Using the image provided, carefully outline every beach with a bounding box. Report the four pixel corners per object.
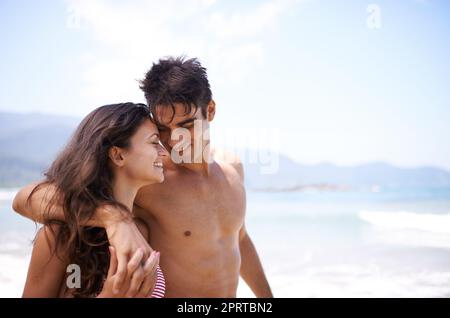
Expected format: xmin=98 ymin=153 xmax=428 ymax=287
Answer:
xmin=2 ymin=187 xmax=450 ymax=297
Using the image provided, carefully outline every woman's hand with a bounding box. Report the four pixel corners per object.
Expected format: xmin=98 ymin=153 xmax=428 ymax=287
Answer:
xmin=99 ymin=205 xmax=155 ymax=294
xmin=97 ymin=246 xmax=160 ymax=298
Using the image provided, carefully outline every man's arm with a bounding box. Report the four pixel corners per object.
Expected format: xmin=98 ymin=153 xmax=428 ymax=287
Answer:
xmin=12 ymin=181 xmax=155 ymax=294
xmin=12 ymin=181 xmax=127 ymax=227
xmin=13 ymin=181 xmax=57 ymax=224
xmin=227 ymin=154 xmax=273 ymax=297
xmin=239 ymin=224 xmax=273 ymax=298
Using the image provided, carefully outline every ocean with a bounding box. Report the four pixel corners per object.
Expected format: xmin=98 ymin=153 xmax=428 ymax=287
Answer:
xmin=1 ymin=187 xmax=450 ymax=297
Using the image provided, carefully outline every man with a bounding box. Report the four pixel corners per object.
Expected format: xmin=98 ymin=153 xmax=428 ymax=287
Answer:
xmin=13 ymin=56 xmax=272 ymax=297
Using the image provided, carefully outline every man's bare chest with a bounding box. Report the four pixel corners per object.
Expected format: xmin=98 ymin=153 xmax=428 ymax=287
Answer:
xmin=145 ymin=177 xmax=246 ymax=237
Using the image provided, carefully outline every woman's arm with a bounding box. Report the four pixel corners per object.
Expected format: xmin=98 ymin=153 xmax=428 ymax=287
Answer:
xmin=13 ymin=181 xmax=155 ymax=293
xmin=96 ymin=218 xmax=160 ymax=298
xmin=23 ymin=221 xmax=159 ymax=298
xmin=22 ymin=225 xmax=68 ymax=297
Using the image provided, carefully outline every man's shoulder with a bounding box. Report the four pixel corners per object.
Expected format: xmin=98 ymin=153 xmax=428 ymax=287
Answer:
xmin=212 ymin=148 xmax=244 ymax=181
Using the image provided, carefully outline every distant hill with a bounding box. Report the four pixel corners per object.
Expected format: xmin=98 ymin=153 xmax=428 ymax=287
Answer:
xmin=0 ymin=112 xmax=79 ymax=186
xmin=244 ymin=156 xmax=450 ymax=191
xmin=1 ymin=111 xmax=450 ymax=190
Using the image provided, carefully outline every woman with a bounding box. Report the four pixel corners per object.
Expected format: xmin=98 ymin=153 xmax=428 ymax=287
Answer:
xmin=22 ymin=102 xmax=166 ymax=297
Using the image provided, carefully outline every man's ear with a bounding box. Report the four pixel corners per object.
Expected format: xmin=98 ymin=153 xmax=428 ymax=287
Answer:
xmin=108 ymin=146 xmax=125 ymax=167
xmin=206 ymin=100 xmax=216 ymax=122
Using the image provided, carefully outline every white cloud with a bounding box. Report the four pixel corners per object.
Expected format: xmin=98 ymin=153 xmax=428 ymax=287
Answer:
xmin=64 ymin=0 xmax=300 ymax=109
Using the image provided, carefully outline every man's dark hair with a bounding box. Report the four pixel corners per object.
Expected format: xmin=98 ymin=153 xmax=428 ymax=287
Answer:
xmin=140 ymin=56 xmax=212 ymax=122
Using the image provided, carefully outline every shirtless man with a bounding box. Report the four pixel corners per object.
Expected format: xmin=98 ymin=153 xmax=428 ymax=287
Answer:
xmin=13 ymin=56 xmax=272 ymax=298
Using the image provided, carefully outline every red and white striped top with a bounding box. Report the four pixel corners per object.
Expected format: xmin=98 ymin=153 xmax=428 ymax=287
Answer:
xmin=150 ymin=265 xmax=165 ymax=298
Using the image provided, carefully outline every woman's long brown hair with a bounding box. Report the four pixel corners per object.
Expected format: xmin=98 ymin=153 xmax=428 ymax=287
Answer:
xmin=28 ymin=102 xmax=152 ymax=297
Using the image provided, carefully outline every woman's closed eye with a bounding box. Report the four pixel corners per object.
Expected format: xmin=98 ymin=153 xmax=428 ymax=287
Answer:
xmin=146 ymin=135 xmax=161 ymax=145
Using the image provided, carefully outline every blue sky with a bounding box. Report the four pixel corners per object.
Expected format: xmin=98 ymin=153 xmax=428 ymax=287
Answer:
xmin=1 ymin=0 xmax=449 ymax=169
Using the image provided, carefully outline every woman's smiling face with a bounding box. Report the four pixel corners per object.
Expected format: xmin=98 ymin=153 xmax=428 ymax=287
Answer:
xmin=122 ymin=118 xmax=165 ymax=185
